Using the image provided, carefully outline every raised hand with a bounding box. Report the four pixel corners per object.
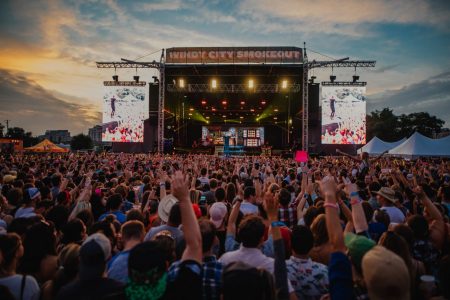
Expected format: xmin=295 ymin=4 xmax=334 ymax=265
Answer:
xmin=171 ymin=171 xmax=190 ymax=202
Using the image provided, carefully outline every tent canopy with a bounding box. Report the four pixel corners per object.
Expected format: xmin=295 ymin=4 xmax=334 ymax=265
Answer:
xmin=388 ymin=132 xmax=450 ymax=158
xmin=25 ymin=139 xmax=69 ymax=153
xmin=358 ymin=136 xmax=406 ymax=155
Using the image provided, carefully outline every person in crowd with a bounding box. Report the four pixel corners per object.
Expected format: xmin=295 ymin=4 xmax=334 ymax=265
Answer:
xmin=99 ymin=193 xmax=127 ymax=224
xmin=239 ymin=186 xmax=258 ymax=215
xmin=41 ymin=243 xmax=80 ymax=300
xmin=0 ymin=233 xmax=40 ymax=300
xmin=376 ymin=186 xmax=406 ymax=224
xmin=56 ymin=233 xmax=124 ymax=300
xmin=107 ymin=220 xmax=145 ymax=283
xmin=286 ymin=225 xmax=329 ymax=300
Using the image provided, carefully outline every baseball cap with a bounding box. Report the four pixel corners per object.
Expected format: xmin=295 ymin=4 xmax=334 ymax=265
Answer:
xmin=27 ymin=188 xmax=41 ymax=200
xmin=344 ymin=233 xmax=375 ymax=270
xmin=362 ymin=246 xmax=410 ymax=300
xmin=209 ymin=202 xmax=228 ymax=228
xmin=158 ymin=194 xmax=179 ymax=223
xmin=79 ymin=233 xmax=111 ymax=279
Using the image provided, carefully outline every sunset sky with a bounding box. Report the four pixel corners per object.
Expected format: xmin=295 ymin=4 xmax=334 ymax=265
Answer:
xmin=1 ymin=0 xmax=449 ymax=135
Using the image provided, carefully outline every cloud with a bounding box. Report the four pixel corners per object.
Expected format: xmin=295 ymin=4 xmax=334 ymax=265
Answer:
xmin=239 ymin=0 xmax=450 ymax=31
xmin=368 ymin=71 xmax=450 ymax=125
xmin=138 ymin=0 xmax=183 ymax=11
xmin=0 ymin=69 xmax=101 ymax=135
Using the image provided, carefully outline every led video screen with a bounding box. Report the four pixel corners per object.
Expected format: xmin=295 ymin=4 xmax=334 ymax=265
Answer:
xmin=321 ymin=86 xmax=366 ymax=144
xmin=102 ymin=86 xmax=148 ymax=142
xmin=201 ymin=126 xmax=264 ymax=147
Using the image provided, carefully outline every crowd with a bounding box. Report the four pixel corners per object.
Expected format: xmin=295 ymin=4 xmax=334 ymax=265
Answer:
xmin=0 ymin=151 xmax=449 ymax=300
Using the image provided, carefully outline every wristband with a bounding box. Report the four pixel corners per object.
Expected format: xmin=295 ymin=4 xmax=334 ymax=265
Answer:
xmin=350 ymin=198 xmax=361 ymax=205
xmin=271 ymin=221 xmax=286 ymax=228
xmin=350 ymin=191 xmax=359 ymax=197
xmin=159 ymin=182 xmax=166 ymax=187
xmin=324 ymin=202 xmax=339 ymax=209
xmin=303 ymin=193 xmax=309 ymax=198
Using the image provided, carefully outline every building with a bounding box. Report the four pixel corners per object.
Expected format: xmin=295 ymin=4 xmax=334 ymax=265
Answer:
xmin=88 ymin=125 xmax=102 ymax=143
xmin=44 ymin=130 xmax=71 ymax=144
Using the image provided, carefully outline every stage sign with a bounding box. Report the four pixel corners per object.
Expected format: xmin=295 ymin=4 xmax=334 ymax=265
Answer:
xmin=102 ymin=86 xmax=149 ymax=143
xmin=321 ymin=86 xmax=366 ymax=144
xmin=166 ymin=47 xmax=303 ymax=64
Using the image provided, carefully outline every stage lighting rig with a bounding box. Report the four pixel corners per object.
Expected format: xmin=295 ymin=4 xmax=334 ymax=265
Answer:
xmin=133 ymin=76 xmax=140 ymax=83
xmin=330 ymin=75 xmax=336 ymax=82
xmin=179 ymin=79 xmax=185 ymax=88
xmin=352 ymin=75 xmax=360 ymax=82
xmin=112 ymin=75 xmax=119 ymax=82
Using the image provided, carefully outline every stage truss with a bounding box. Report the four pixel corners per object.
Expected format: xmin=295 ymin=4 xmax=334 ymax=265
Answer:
xmin=97 ymin=46 xmax=376 ymax=153
xmin=167 ymin=83 xmax=301 ymax=93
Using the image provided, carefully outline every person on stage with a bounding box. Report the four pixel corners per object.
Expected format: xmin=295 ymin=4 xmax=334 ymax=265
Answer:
xmin=110 ymin=95 xmax=116 ymax=118
xmin=330 ymin=96 xmax=336 ymax=119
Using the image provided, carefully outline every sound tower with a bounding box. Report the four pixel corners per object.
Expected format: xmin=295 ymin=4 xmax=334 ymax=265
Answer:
xmin=308 ymin=83 xmax=320 ymax=153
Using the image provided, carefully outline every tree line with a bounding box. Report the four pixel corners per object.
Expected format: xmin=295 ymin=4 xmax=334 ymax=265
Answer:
xmin=367 ymin=108 xmax=446 ymax=142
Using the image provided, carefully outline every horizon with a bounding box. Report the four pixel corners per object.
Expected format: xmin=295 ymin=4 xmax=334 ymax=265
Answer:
xmin=1 ymin=0 xmax=449 ymax=135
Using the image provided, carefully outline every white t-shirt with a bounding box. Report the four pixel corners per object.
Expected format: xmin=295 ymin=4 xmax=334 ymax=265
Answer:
xmin=381 ymin=206 xmax=406 ymax=224
xmin=240 ymin=201 xmax=259 ymax=215
xmin=0 ymin=274 xmax=40 ymax=300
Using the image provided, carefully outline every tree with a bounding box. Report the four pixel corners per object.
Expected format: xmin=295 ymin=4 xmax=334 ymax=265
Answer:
xmin=70 ymin=134 xmax=93 ymax=150
xmin=367 ymin=108 xmax=445 ymax=141
xmin=6 ymin=127 xmax=39 ymax=147
xmin=367 ymin=108 xmax=400 ymax=141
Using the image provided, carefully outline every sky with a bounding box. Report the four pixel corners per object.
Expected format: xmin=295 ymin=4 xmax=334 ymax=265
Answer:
xmin=0 ymin=0 xmax=449 ymax=135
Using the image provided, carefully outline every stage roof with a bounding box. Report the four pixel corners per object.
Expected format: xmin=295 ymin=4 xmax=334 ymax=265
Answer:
xmin=164 ymin=64 xmax=303 ymax=125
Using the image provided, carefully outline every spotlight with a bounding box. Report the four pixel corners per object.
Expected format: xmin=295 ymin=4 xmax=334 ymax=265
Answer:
xmin=222 ymin=100 xmax=227 ymax=105
xmin=211 ymin=79 xmax=217 ymax=89
xmin=274 ymin=108 xmax=279 ymax=112
xmin=352 ymin=75 xmax=360 ymax=82
xmin=248 ymin=79 xmax=254 ymax=89
xmin=240 ymin=101 xmax=245 ymax=105
xmin=189 ymin=108 xmax=194 ymax=111
xmin=250 ymin=108 xmax=255 ymax=112
xmin=206 ymin=116 xmax=210 ymax=119
xmin=112 ymin=75 xmax=119 ymax=81
xmin=274 ymin=117 xmax=278 ymax=120
xmin=179 ymin=79 xmax=185 ymax=88
xmin=261 ymin=101 xmax=266 ymax=105
xmin=188 ymin=113 xmax=192 ymax=116
xmin=133 ymin=76 xmax=139 ymax=83
xmin=201 ymin=100 xmax=207 ymax=105
xmin=330 ymin=75 xmax=336 ymax=82
xmin=281 ymin=80 xmax=288 ymax=89
xmin=222 ymin=115 xmax=226 ymax=118
xmin=212 ymin=108 xmax=216 ymax=111
xmin=240 ymin=116 xmax=244 ymax=119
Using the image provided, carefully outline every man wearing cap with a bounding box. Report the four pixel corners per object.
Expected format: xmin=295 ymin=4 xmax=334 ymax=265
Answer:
xmin=376 ymin=187 xmax=406 ymax=224
xmin=209 ymin=202 xmax=228 ymax=256
xmin=14 ymin=187 xmax=40 ymax=219
xmin=56 ymin=233 xmax=124 ymax=300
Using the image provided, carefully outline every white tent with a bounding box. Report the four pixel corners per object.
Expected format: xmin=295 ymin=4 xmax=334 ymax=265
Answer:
xmin=358 ymin=136 xmax=406 ymax=155
xmin=388 ymin=132 xmax=450 ymax=157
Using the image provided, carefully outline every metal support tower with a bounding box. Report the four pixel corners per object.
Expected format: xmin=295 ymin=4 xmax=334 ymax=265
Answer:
xmin=301 ymin=43 xmax=309 ymax=151
xmin=157 ymin=50 xmax=165 ymax=153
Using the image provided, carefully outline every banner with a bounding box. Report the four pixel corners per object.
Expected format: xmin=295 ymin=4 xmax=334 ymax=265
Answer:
xmin=321 ymin=86 xmax=366 ymax=144
xmin=166 ymin=47 xmax=303 ymax=64
xmin=102 ymin=86 xmax=149 ymax=143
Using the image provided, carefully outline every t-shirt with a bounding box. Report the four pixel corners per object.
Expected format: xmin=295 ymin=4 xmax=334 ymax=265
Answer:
xmin=381 ymin=206 xmax=405 ymax=224
xmin=99 ymin=211 xmax=127 ymax=224
xmin=328 ymin=252 xmax=354 ymax=300
xmin=0 ymin=274 xmax=40 ymax=300
xmin=107 ymin=250 xmax=131 ymax=283
xmin=56 ymin=277 xmax=124 ymax=300
xmin=14 ymin=207 xmax=36 ymax=219
xmin=239 ymin=201 xmax=259 ymax=215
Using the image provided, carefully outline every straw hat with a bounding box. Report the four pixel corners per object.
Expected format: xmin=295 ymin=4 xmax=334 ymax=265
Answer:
xmin=375 ymin=187 xmax=397 ymax=203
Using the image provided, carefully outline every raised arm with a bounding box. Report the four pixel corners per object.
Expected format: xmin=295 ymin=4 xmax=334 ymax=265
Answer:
xmin=226 ymin=199 xmax=242 ymax=237
xmin=172 ymin=171 xmax=202 ymax=263
xmin=321 ymin=179 xmax=346 ymax=253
